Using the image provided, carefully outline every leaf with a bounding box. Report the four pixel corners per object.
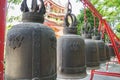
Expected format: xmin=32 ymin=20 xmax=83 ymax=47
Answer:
xmin=77 ymin=9 xmax=99 ymax=35
xmin=8 ymin=0 xmax=21 ymax=5
xmin=116 ymin=23 xmax=120 ymax=32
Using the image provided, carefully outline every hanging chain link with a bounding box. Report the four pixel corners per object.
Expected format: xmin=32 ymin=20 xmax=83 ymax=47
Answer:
xmin=64 ymin=0 xmax=77 ymax=28
xmin=67 ymin=0 xmax=72 ymax=14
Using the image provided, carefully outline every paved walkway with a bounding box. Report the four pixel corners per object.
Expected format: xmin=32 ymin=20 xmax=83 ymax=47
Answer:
xmin=57 ymin=62 xmax=120 ymax=80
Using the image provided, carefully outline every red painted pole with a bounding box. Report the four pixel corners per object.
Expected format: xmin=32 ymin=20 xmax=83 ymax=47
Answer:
xmin=0 ymin=0 xmax=6 ymax=80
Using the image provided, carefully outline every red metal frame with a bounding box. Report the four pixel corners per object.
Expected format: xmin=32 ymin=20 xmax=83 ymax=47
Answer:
xmin=0 ymin=0 xmax=6 ymax=80
xmin=90 ymin=70 xmax=120 ymax=80
xmin=80 ymin=0 xmax=120 ymax=80
xmin=80 ymin=0 xmax=120 ymax=63
xmin=81 ymin=0 xmax=120 ymax=63
xmin=0 ymin=0 xmax=120 ymax=80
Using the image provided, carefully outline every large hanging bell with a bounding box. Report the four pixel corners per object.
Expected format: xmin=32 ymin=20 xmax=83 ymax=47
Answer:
xmin=5 ymin=0 xmax=56 ymax=80
xmin=82 ymin=23 xmax=100 ymax=69
xmin=108 ymin=43 xmax=115 ymax=57
xmin=57 ymin=13 xmax=86 ymax=79
xmin=105 ymin=44 xmax=110 ymax=61
xmin=84 ymin=35 xmax=100 ymax=69
xmin=97 ymin=40 xmax=106 ymax=63
xmin=92 ymin=27 xmax=107 ymax=63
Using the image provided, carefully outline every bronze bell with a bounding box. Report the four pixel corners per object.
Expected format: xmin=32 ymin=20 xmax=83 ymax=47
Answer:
xmin=57 ymin=12 xmax=86 ymax=79
xmin=92 ymin=36 xmax=107 ymax=63
xmin=109 ymin=46 xmax=116 ymax=57
xmin=84 ymin=36 xmax=100 ymax=69
xmin=92 ymin=28 xmax=107 ymax=63
xmin=81 ymin=23 xmax=100 ymax=69
xmin=108 ymin=43 xmax=115 ymax=57
xmin=105 ymin=44 xmax=110 ymax=61
xmin=5 ymin=0 xmax=56 ymax=80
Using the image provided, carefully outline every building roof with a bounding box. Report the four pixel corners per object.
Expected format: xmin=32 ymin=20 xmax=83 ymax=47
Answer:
xmin=44 ymin=0 xmax=65 ymax=10
xmin=44 ymin=20 xmax=63 ymax=38
xmin=47 ymin=12 xmax=65 ymax=16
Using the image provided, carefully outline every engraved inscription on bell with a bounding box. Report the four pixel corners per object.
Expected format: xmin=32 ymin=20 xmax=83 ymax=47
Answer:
xmin=70 ymin=41 xmax=82 ymax=51
xmin=8 ymin=33 xmax=24 ymax=49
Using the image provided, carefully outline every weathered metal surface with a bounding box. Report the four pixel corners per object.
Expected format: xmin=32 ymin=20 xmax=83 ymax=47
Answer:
xmin=105 ymin=44 xmax=110 ymax=61
xmin=85 ymin=39 xmax=100 ymax=69
xmin=109 ymin=46 xmax=115 ymax=57
xmin=57 ymin=34 xmax=86 ymax=79
xmin=92 ymin=36 xmax=107 ymax=63
xmin=5 ymin=23 xmax=56 ymax=80
xmin=96 ymin=40 xmax=107 ymax=63
xmin=57 ymin=2 xmax=86 ymax=78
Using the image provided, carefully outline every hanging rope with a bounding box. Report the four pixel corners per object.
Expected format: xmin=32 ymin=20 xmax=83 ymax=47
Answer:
xmin=84 ymin=5 xmax=87 ymax=23
xmin=81 ymin=6 xmax=92 ymax=35
xmin=93 ymin=16 xmax=97 ymax=35
xmin=92 ymin=15 xmax=101 ymax=39
xmin=94 ymin=16 xmax=96 ymax=28
xmin=67 ymin=0 xmax=72 ymax=14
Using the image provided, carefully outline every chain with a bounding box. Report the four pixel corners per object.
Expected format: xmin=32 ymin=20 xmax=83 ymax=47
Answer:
xmin=67 ymin=0 xmax=72 ymax=14
xmin=64 ymin=0 xmax=77 ymax=28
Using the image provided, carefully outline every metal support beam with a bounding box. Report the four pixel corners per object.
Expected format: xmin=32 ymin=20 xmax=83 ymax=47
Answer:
xmin=80 ymin=0 xmax=120 ymax=63
xmin=90 ymin=70 xmax=120 ymax=80
xmin=0 ymin=0 xmax=6 ymax=80
xmin=80 ymin=0 xmax=120 ymax=80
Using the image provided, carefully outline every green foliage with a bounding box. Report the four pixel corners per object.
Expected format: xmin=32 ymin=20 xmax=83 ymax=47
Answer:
xmin=116 ymin=33 xmax=120 ymax=38
xmin=7 ymin=15 xmax=21 ymax=22
xmin=7 ymin=0 xmax=22 ymax=30
xmin=76 ymin=10 xmax=84 ymax=35
xmin=8 ymin=0 xmax=21 ymax=5
xmin=116 ymin=23 xmax=120 ymax=32
xmin=91 ymin=0 xmax=120 ymax=38
xmin=7 ymin=24 xmax=13 ymax=30
xmin=91 ymin=0 xmax=120 ymax=21
xmin=77 ymin=9 xmax=99 ymax=35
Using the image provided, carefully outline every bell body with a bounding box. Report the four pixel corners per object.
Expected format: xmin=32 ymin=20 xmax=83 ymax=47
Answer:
xmin=109 ymin=45 xmax=115 ymax=57
xmin=5 ymin=23 xmax=56 ymax=80
xmin=105 ymin=44 xmax=110 ymax=61
xmin=81 ymin=33 xmax=91 ymax=39
xmin=85 ymin=39 xmax=100 ymax=69
xmin=96 ymin=40 xmax=107 ymax=63
xmin=57 ymin=34 xmax=86 ymax=79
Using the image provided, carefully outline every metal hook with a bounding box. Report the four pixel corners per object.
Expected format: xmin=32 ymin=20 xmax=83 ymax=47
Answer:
xmin=67 ymin=0 xmax=72 ymax=14
xmin=64 ymin=0 xmax=77 ymax=28
xmin=64 ymin=13 xmax=77 ymax=28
